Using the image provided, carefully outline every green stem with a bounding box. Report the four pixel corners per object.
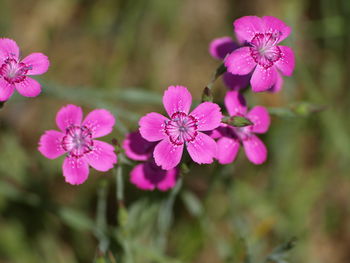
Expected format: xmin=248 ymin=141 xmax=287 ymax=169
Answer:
xmin=116 ymin=164 xmax=124 ymax=208
xmin=202 ymin=63 xmax=226 ymax=102
xmin=95 ymin=179 xmax=109 ymax=255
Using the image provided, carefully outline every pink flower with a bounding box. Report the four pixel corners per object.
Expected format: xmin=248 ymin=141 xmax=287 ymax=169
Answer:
xmin=0 ymin=38 xmax=50 ymax=101
xmin=224 ymin=16 xmax=295 ymax=92
xmin=209 ymin=36 xmax=250 ymax=90
xmin=213 ymin=91 xmax=270 ymax=164
xmin=123 ymin=131 xmax=178 ymax=191
xmin=139 ymin=85 xmax=222 ymax=170
xmin=38 ymin=104 xmax=117 ymax=185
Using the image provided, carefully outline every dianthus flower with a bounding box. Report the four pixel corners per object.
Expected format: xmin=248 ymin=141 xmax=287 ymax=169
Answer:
xmin=0 ymin=38 xmax=49 ymax=101
xmin=38 ymin=105 xmax=117 ymax=185
xmin=212 ymin=91 xmax=270 ymax=164
xmin=224 ymin=16 xmax=295 ymax=92
xmin=123 ymin=131 xmax=178 ymax=191
xmin=139 ymin=85 xmax=222 ymax=170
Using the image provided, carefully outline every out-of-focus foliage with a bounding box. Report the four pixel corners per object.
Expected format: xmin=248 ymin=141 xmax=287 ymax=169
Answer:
xmin=0 ymin=0 xmax=350 ymax=262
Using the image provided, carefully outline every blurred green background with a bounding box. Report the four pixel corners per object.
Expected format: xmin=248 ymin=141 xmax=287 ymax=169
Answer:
xmin=0 ymin=0 xmax=350 ymax=262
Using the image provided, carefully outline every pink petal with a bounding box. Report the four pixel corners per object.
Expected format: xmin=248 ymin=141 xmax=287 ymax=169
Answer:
xmin=154 ymin=138 xmax=184 ymax=170
xmin=122 ymin=131 xmax=155 ymax=161
xmin=130 ymin=161 xmax=178 ymax=191
xmin=82 ymin=109 xmax=115 ymax=138
xmin=38 ymin=130 xmax=65 ymax=159
xmin=250 ymin=65 xmax=278 ymax=92
xmin=207 ymin=128 xmax=222 ymax=140
xmin=139 ymin=112 xmax=168 ymax=142
xmin=233 ymin=16 xmax=264 ymax=43
xmin=85 ymin=140 xmax=117 ymax=172
xmin=187 ymin=132 xmax=217 ymax=164
xmin=0 ymin=78 xmax=15 ymax=101
xmin=190 ymin=102 xmax=222 ymax=131
xmin=222 ymin=72 xmax=250 ymax=90
xmin=163 ymin=85 xmax=192 ymax=116
xmin=56 ymin=104 xmax=83 ymax=132
xmin=224 ymin=47 xmax=256 ymax=75
xmin=262 ymin=16 xmax=291 ymax=43
xmin=130 ymin=163 xmax=156 ymax=191
xmin=216 ymin=137 xmax=240 ymax=164
xmin=208 ymin=124 xmax=235 ymax=140
xmin=209 ymin=37 xmax=239 ymax=60
xmin=224 ymin=90 xmax=247 ymax=116
xmin=247 ymin=106 xmax=270 ymax=134
xmin=62 ymin=157 xmax=89 ymax=185
xmin=157 ymin=167 xmax=178 ymax=191
xmin=21 ymin=53 xmax=50 ymax=75
xmin=274 ymin=46 xmax=295 ymax=76
xmin=242 ymin=135 xmax=267 ymax=165
xmin=0 ymin=38 xmax=19 ymax=62
xmin=267 ymin=72 xmax=283 ymax=93
xmin=14 ymin=77 xmax=41 ymax=97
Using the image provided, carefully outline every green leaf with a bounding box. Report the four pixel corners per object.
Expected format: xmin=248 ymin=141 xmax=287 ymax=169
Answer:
xmin=291 ymin=102 xmax=327 ymax=116
xmin=59 ymin=207 xmax=95 ymax=231
xmin=181 ymin=191 xmax=203 ymax=217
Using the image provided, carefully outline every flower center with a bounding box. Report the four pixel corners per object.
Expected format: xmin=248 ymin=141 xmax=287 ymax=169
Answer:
xmin=0 ymin=58 xmax=31 ymax=84
xmin=62 ymin=125 xmax=94 ymax=158
xmin=165 ymin=112 xmax=198 ymax=145
xmin=233 ymin=126 xmax=253 ymax=141
xmin=249 ymin=32 xmax=282 ymax=69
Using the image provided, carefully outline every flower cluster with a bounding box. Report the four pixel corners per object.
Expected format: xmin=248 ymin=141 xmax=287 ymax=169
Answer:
xmin=0 ymin=16 xmax=294 ymax=188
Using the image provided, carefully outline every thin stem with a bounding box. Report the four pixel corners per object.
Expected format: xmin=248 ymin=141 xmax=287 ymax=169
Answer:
xmin=202 ymin=63 xmax=226 ymax=102
xmin=115 ymin=164 xmax=124 ymax=208
xmin=95 ymin=179 xmax=109 ymax=255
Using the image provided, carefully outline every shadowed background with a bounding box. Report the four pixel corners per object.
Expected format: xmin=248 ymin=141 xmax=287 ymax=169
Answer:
xmin=0 ymin=0 xmax=349 ymax=262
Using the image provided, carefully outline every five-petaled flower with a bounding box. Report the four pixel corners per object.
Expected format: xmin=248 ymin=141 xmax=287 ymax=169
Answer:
xmin=211 ymin=90 xmax=270 ymax=165
xmin=224 ymin=16 xmax=295 ymax=92
xmin=123 ymin=131 xmax=178 ymax=191
xmin=139 ymin=85 xmax=222 ymax=170
xmin=0 ymin=38 xmax=49 ymax=101
xmin=38 ymin=104 xmax=117 ymax=185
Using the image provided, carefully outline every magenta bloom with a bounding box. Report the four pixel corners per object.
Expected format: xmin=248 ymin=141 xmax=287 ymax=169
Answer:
xmin=0 ymin=38 xmax=49 ymax=101
xmin=38 ymin=105 xmax=117 ymax=185
xmin=123 ymin=131 xmax=178 ymax=191
xmin=209 ymin=36 xmax=250 ymax=90
xmin=224 ymin=16 xmax=295 ymax=92
xmin=213 ymin=91 xmax=270 ymax=164
xmin=139 ymin=85 xmax=222 ymax=170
